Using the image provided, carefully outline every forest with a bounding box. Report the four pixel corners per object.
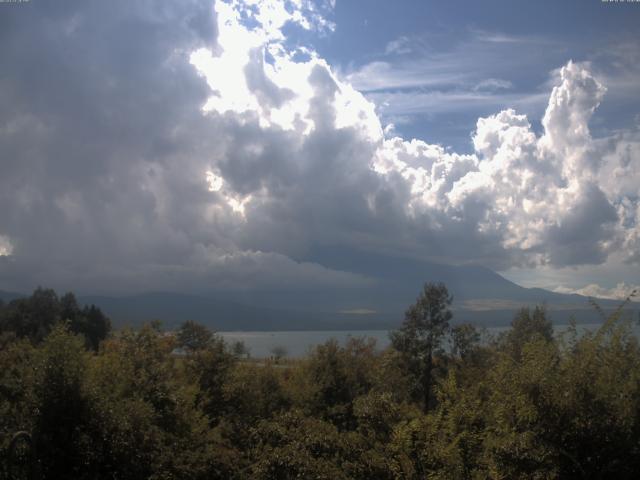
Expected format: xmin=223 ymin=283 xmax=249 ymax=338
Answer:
xmin=1 ymin=284 xmax=639 ymax=479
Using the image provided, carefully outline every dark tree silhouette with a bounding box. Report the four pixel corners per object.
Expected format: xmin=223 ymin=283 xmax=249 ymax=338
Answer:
xmin=451 ymin=323 xmax=481 ymax=360
xmin=391 ymin=282 xmax=452 ymax=412
xmin=501 ymin=305 xmax=553 ymax=359
xmin=0 ymin=288 xmax=110 ymax=349
xmin=176 ymin=320 xmax=214 ymax=351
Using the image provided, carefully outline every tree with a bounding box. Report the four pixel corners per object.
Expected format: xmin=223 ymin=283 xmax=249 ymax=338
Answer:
xmin=270 ymin=345 xmax=288 ymax=363
xmin=0 ymin=288 xmax=60 ymax=343
xmin=500 ymin=306 xmax=553 ymax=359
xmin=177 ymin=320 xmax=214 ymax=351
xmin=59 ymin=293 xmax=81 ymax=324
xmin=246 ymin=411 xmax=353 ymax=480
xmin=223 ymin=363 xmax=290 ymax=425
xmin=183 ymin=334 xmax=237 ymax=425
xmin=451 ymin=323 xmax=481 ymax=360
xmin=391 ymin=282 xmax=452 ymax=412
xmin=32 ymin=324 xmax=89 ymax=479
xmin=231 ymin=340 xmax=250 ymax=358
xmin=78 ymin=304 xmax=111 ymax=351
xmin=296 ymin=338 xmax=377 ymax=429
xmin=0 ymin=289 xmax=110 ymax=349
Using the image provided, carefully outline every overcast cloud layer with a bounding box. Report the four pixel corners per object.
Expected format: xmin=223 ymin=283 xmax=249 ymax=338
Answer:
xmin=0 ymin=0 xmax=639 ymax=296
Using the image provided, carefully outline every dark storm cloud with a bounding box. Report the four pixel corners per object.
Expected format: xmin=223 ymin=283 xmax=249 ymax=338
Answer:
xmin=0 ymin=0 xmax=213 ymax=285
xmin=0 ymin=0 xmax=368 ymax=293
xmin=0 ymin=0 xmax=638 ymax=297
xmin=546 ymin=183 xmax=618 ymax=266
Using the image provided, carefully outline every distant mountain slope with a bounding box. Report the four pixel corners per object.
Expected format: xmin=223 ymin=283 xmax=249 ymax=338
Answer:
xmin=76 ymin=289 xmax=632 ymax=331
xmin=301 ymin=247 xmax=597 ymax=305
xmin=3 ymin=257 xmax=636 ymax=331
xmin=221 ymin=250 xmax=631 ymax=323
xmin=0 ymin=290 xmax=24 ymax=303
xmin=78 ymin=292 xmax=394 ymax=331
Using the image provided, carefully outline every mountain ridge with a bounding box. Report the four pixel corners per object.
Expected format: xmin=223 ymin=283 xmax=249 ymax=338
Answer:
xmin=1 ymin=259 xmax=635 ymax=330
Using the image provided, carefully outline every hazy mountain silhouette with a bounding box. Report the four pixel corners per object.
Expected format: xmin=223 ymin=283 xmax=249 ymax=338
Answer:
xmin=0 ymin=290 xmax=23 ymax=303
xmin=2 ymin=258 xmax=634 ymax=330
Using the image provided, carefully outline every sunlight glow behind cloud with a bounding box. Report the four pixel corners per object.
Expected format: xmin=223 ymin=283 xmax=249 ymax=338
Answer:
xmin=0 ymin=0 xmax=638 ymax=295
xmin=0 ymin=236 xmax=12 ymax=257
xmin=191 ymin=1 xmax=640 ymax=273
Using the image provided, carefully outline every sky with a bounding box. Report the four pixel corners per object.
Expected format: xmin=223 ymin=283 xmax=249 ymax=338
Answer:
xmin=0 ymin=0 xmax=639 ymax=301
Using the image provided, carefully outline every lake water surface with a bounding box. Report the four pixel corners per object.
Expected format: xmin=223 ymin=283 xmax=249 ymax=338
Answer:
xmin=219 ymin=322 xmax=624 ymax=358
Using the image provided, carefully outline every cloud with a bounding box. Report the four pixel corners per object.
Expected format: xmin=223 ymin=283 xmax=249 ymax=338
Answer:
xmin=0 ymin=235 xmax=12 ymax=257
xmin=554 ymin=282 xmax=639 ymax=301
xmin=0 ymin=0 xmax=638 ymax=298
xmin=346 ymin=60 xmax=467 ymax=93
xmin=473 ymin=78 xmax=513 ymax=92
xmin=366 ymin=90 xmax=548 ymax=118
xmin=345 ymin=29 xmax=560 ymax=120
xmin=385 ymin=36 xmax=413 ymax=56
xmin=365 ymin=63 xmax=637 ymax=269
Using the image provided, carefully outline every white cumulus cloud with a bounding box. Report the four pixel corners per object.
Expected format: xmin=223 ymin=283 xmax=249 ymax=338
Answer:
xmin=554 ymin=282 xmax=639 ymax=301
xmin=0 ymin=0 xmax=638 ymax=296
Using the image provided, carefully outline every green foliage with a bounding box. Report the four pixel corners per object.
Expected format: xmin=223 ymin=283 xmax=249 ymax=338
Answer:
xmin=245 ymin=408 xmax=400 ymax=480
xmin=224 ymin=363 xmax=290 ymax=423
xmin=81 ymin=324 xmax=234 ymax=479
xmin=74 ymin=304 xmax=111 ymax=351
xmin=353 ymin=391 xmax=401 ymax=441
xmin=0 ymin=288 xmax=110 ymax=350
xmin=1 ymin=285 xmax=640 ymax=479
xmin=451 ymin=323 xmax=481 ymax=360
xmin=176 ymin=320 xmax=214 ymax=351
xmin=32 ymin=324 xmax=89 ymax=479
xmin=391 ymin=282 xmax=453 ymax=411
xmin=295 ymin=337 xmax=377 ymax=429
xmin=499 ymin=306 xmax=553 ymax=359
xmin=0 ymin=339 xmax=37 ymax=475
xmin=181 ymin=330 xmax=238 ymax=426
xmin=246 ymin=410 xmax=351 ymax=479
xmin=0 ymin=288 xmax=61 ymax=343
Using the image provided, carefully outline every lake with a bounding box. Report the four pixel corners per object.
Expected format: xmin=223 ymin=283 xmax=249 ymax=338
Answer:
xmin=219 ymin=322 xmax=621 ymax=358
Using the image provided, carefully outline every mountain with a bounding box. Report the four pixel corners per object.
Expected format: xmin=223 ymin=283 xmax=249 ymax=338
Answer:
xmin=2 ymin=258 xmax=636 ymax=331
xmin=0 ymin=290 xmax=24 ymax=303
xmin=210 ymin=251 xmax=633 ymax=329
xmin=75 ymin=289 xmax=631 ymax=332
xmin=84 ymin=291 xmax=395 ymax=331
xmin=78 ymin=256 xmax=635 ymax=330
xmin=77 ymin=292 xmax=394 ymax=331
